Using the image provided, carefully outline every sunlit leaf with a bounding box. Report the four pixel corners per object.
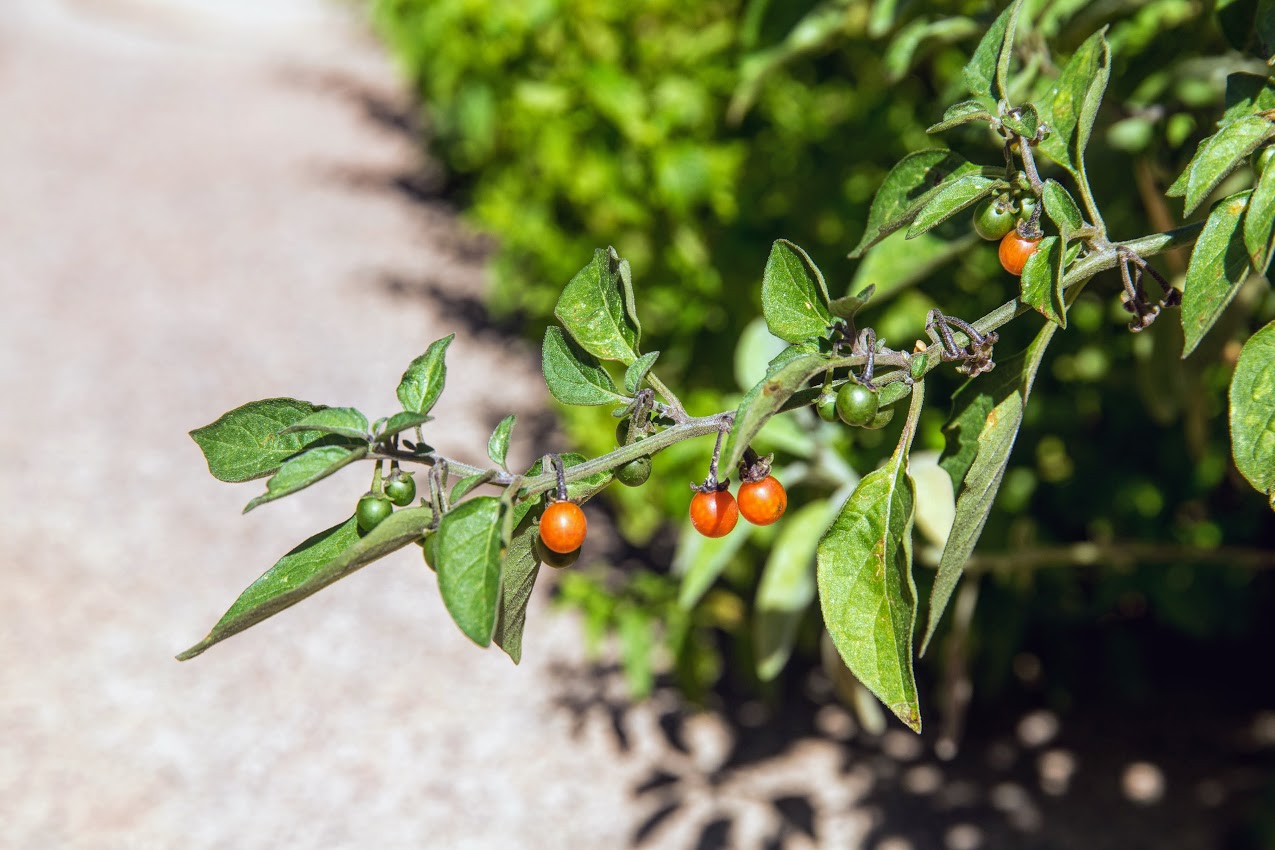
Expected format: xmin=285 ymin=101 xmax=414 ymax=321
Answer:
xmin=278 ymin=407 xmax=370 ymax=442
xmin=850 ymin=150 xmax=978 ymax=257
xmin=1019 ymin=236 xmax=1067 ymax=327
xmin=1229 ymin=321 xmax=1275 ymax=509
xmin=761 ymin=239 xmax=833 ymax=343
xmin=397 ymin=335 xmax=455 ymax=416
xmin=190 ymin=398 xmax=329 ymax=483
xmin=962 ymin=0 xmax=1021 ymax=104
xmin=624 ymin=351 xmax=660 ymax=395
xmin=554 ymin=247 xmax=640 ymax=364
xmin=818 ymin=384 xmax=925 ymax=732
xmin=1182 ymin=191 xmax=1253 ymax=357
xmin=243 ymin=444 xmax=368 ymax=513
xmin=1037 ymin=28 xmax=1110 ymax=174
xmin=907 ymin=174 xmax=998 ymax=238
xmin=722 ymin=352 xmax=829 ymax=474
xmin=1180 ymin=115 xmax=1274 ymax=217
xmin=924 ymin=322 xmax=1057 ymax=653
xmin=542 ymin=326 xmax=629 ymax=406
xmin=1245 ymin=160 xmax=1275 ymax=274
xmin=436 ymin=496 xmax=505 ymax=646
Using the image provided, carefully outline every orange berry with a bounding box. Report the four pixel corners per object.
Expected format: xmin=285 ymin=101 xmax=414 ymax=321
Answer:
xmin=689 ymin=489 xmax=739 ymax=538
xmin=737 ymin=476 xmax=787 ymax=526
xmin=539 ymin=501 xmax=586 ymax=554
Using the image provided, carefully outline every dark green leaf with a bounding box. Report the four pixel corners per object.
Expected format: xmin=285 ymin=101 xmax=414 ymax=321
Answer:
xmin=850 ymin=150 xmax=977 ymax=257
xmin=190 ymin=398 xmax=328 ymax=483
xmin=541 ymin=326 xmax=629 ymax=406
xmin=761 ymin=239 xmax=833 ymax=343
xmin=1036 ymin=28 xmax=1110 ymax=174
xmin=818 ymin=383 xmax=925 ymax=732
xmin=1042 ymin=179 xmax=1084 ymax=243
xmin=906 ymin=174 xmax=998 ymax=238
xmin=755 ymin=501 xmax=826 ymax=681
xmin=554 ymin=248 xmax=640 ymax=364
xmin=243 ymin=444 xmax=368 ymax=513
xmin=624 ymin=351 xmax=661 ymax=395
xmin=397 ymin=334 xmax=455 ymax=415
xmin=376 ymin=411 xmax=432 ymax=439
xmin=1181 ymin=116 xmax=1274 ymax=217
xmin=1020 ymin=236 xmax=1067 ymax=327
xmin=1217 ymin=0 xmax=1260 ymax=54
xmin=927 ymin=99 xmax=995 ymax=134
xmin=1182 ymin=191 xmax=1254 ymax=357
xmin=924 ymin=322 xmax=1057 ymax=653
xmin=177 ymin=508 xmax=433 ymax=660
xmin=962 ymin=0 xmax=1021 ymax=104
xmin=436 ymin=496 xmax=504 ymax=646
xmin=1222 ymin=73 xmax=1275 ymax=127
xmin=1245 ymin=160 xmax=1275 ymax=274
xmin=279 ymin=407 xmax=370 ymax=442
xmin=1229 ymin=322 xmax=1275 ymax=509
xmin=493 ymin=505 xmax=543 ymax=663
xmin=722 ymin=352 xmax=829 ymax=474
xmin=487 ymin=415 xmax=516 ymax=470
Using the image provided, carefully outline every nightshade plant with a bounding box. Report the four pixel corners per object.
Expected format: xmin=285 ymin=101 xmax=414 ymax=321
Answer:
xmin=182 ymin=2 xmax=1275 ymax=733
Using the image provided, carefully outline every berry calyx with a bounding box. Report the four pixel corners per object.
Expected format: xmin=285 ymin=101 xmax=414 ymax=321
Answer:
xmin=540 ymin=501 xmax=587 ymax=554
xmin=999 ymin=230 xmax=1042 ymax=276
xmin=689 ymin=488 xmax=739 ymax=538
xmin=737 ymin=475 xmax=787 ymax=526
xmin=356 ymin=493 xmax=393 ymax=533
xmin=835 ymin=382 xmax=879 ymax=427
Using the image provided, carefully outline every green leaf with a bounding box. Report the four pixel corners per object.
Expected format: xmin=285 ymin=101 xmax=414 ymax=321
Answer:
xmin=675 ymin=515 xmax=754 ymax=610
xmin=906 ymin=174 xmax=998 ymax=238
xmin=279 ymin=407 xmax=370 ymax=442
xmin=177 ymin=508 xmax=433 ymax=660
xmin=927 ymin=99 xmax=995 ymax=134
xmin=1001 ymin=104 xmax=1040 ymax=140
xmin=1229 ymin=322 xmax=1275 ymax=509
xmin=624 ymin=351 xmax=660 ymax=395
xmin=754 ymin=500 xmax=827 ymax=681
xmin=243 ymin=444 xmax=368 ymax=513
xmin=1182 ymin=191 xmax=1254 ymax=357
xmin=1222 ymin=73 xmax=1275 ymax=128
xmin=397 ymin=334 xmax=455 ymax=415
xmin=962 ymin=0 xmax=1021 ymax=104
xmin=450 ymin=471 xmax=496 ymax=503
xmin=1181 ymin=115 xmax=1274 ymax=217
xmin=436 ymin=496 xmax=505 ymax=646
xmin=761 ymin=239 xmax=833 ymax=343
xmin=612 ymin=246 xmax=642 ymax=348
xmin=487 ymin=414 xmax=516 ymax=470
xmin=722 ymin=352 xmax=829 ymax=475
xmin=1042 ymin=179 xmax=1084 ymax=243
xmin=554 ymin=248 xmax=640 ymax=364
xmin=493 ymin=504 xmax=543 ymax=663
xmin=1036 ymin=28 xmax=1110 ymax=174
xmin=1019 ymin=236 xmax=1066 ymax=327
xmin=828 ymin=284 xmax=875 ymax=322
xmin=818 ymin=383 xmax=926 ymax=733
xmin=849 ymin=150 xmax=977 ymax=257
xmin=541 ymin=326 xmax=629 ymax=406
xmin=1245 ymin=160 xmax=1275 ymax=274
xmin=924 ymin=321 xmax=1057 ymax=653
xmin=376 ymin=411 xmax=432 ymax=439
xmin=190 ymin=398 xmax=329 ymax=483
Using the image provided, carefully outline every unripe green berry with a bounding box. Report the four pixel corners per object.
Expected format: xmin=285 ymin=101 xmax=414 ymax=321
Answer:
xmin=835 ymin=382 xmax=879 ymax=427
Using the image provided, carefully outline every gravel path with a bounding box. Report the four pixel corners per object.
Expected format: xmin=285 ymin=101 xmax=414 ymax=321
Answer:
xmin=0 ymin=2 xmax=650 ymax=847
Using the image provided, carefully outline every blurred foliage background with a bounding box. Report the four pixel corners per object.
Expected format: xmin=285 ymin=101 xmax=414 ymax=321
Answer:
xmin=369 ymin=0 xmax=1275 ymax=718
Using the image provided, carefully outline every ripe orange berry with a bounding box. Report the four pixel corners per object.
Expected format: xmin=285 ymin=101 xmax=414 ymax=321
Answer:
xmin=539 ymin=501 xmax=586 ymax=554
xmin=689 ymin=489 xmax=739 ymax=538
xmin=737 ymin=476 xmax=787 ymax=526
xmin=999 ymin=230 xmax=1041 ymax=276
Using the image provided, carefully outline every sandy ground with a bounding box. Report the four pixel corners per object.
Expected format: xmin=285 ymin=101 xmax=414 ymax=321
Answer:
xmin=0 ymin=2 xmax=655 ymax=847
